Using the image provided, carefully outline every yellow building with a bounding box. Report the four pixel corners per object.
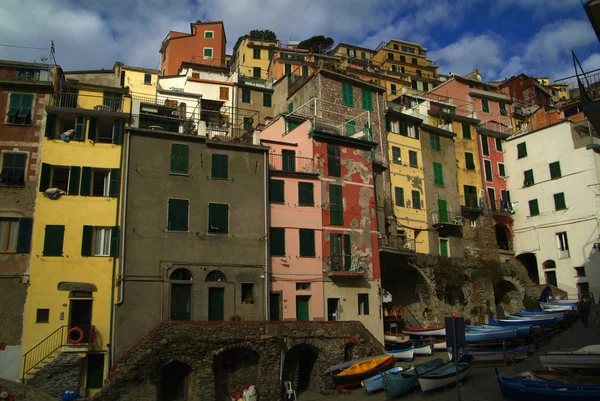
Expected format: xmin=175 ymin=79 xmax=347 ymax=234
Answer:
xmin=121 ymin=64 xmax=159 ymax=98
xmin=231 ymin=37 xmax=280 ymax=80
xmin=535 ymin=77 xmax=571 ymax=102
xmin=21 ymin=81 xmax=130 ymax=394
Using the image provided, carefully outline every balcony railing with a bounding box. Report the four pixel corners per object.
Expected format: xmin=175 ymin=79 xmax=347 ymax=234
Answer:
xmin=490 ymin=199 xmax=515 ymax=215
xmin=477 ymin=121 xmax=512 ymax=136
xmin=51 ymin=92 xmax=125 ymax=112
xmin=239 ymin=74 xmax=273 ymax=89
xmin=269 ymin=153 xmax=315 ymax=173
xmin=329 ymin=255 xmax=368 ymax=277
xmin=461 ymin=195 xmax=487 ymax=210
xmin=379 ymin=235 xmax=416 ymax=253
xmin=132 ymin=113 xmax=190 ymax=134
xmin=432 ymin=211 xmax=464 ymax=226
xmin=0 ymin=64 xmax=51 ymax=83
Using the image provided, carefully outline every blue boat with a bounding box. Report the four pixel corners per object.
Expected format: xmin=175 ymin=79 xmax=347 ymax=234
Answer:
xmin=511 ymin=312 xmax=565 ymax=322
xmin=497 ymin=375 xmax=600 ymax=400
xmin=361 ymin=366 xmax=404 ymax=393
xmin=469 ymin=324 xmax=531 ymax=337
xmin=465 ymin=327 xmax=517 ymax=342
xmin=384 ymin=369 xmax=418 ymax=398
xmin=386 ymin=343 xmax=414 ymax=361
xmin=449 ymin=346 xmax=529 ymax=363
xmin=417 ymin=360 xmax=472 ymax=394
xmin=488 ymin=316 xmax=555 ymax=327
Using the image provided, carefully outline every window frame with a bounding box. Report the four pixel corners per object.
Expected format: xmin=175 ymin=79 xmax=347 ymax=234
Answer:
xmin=204 ymin=30 xmax=214 ymax=39
xmin=358 ymin=293 xmax=369 ymax=316
xmin=342 ymin=82 xmax=354 ymax=107
xmin=465 ymin=152 xmax=475 ymax=170
xmin=211 ymin=154 xmax=229 ymax=180
xmin=517 ymin=142 xmax=527 ymax=159
xmin=203 ymin=47 xmax=213 ymax=58
xmin=481 ymin=135 xmax=490 ymax=155
xmin=329 ymin=184 xmax=343 ymax=225
xmin=1 ymin=151 xmax=27 ymax=186
xmin=208 ymin=202 xmax=229 ymax=234
xmin=270 ymin=227 xmax=285 ymax=256
xmin=484 ymin=160 xmax=493 ymax=182
xmin=495 ymin=137 xmax=504 ymax=152
xmin=528 ymin=199 xmax=540 ymax=216
xmin=498 ymin=163 xmax=506 ymax=177
xmin=42 ymin=224 xmax=65 ymax=257
xmin=408 ymin=150 xmax=418 ymax=168
xmin=391 ymin=146 xmax=401 ymax=164
xmin=524 ymin=169 xmax=534 ymax=187
xmin=462 ymin=123 xmax=471 ymax=139
xmin=241 ymin=283 xmax=254 ymax=303
xmin=298 ymin=182 xmax=314 ymax=206
xmin=430 ymin=133 xmax=441 ymax=151
xmin=481 ymin=98 xmax=490 ymax=113
xmin=93 ymin=227 xmax=112 ymax=256
xmin=143 ymin=73 xmax=152 ymax=85
xmin=299 ymin=228 xmax=316 ymax=257
xmin=36 ymin=308 xmax=50 ymax=323
xmin=554 ymin=192 xmax=567 ymax=211
xmin=241 ymin=88 xmax=251 ymax=103
xmin=6 ymin=93 xmax=34 ymax=125
xmin=433 ymin=162 xmax=444 ymax=186
xmin=263 ymin=93 xmax=272 ymax=107
xmin=411 ymin=190 xmax=421 ymax=210
xmin=394 ymin=187 xmax=405 ymax=207
xmin=167 ymin=198 xmax=190 ymax=232
xmin=253 ymin=48 xmax=261 ymax=59
xmin=549 ymin=161 xmax=562 ymax=180
xmin=0 ymin=218 xmax=19 ymax=252
xmin=170 ymin=143 xmax=190 ymax=175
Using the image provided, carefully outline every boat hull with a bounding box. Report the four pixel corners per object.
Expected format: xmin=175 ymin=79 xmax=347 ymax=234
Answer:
xmin=433 ymin=340 xmax=447 ymax=351
xmin=418 ymin=362 xmax=471 ymax=394
xmin=540 ymin=302 xmax=577 ymax=310
xmin=361 ymin=366 xmax=404 ymax=393
xmin=384 ymin=334 xmax=411 ymax=343
xmin=333 ymin=357 xmax=395 ymax=390
xmin=466 ymin=328 xmax=517 ymax=342
xmin=323 ymin=354 xmax=389 ymax=376
xmin=402 ymin=327 xmax=445 ymax=336
xmin=384 ymin=370 xmax=418 ymax=398
xmin=488 ymin=316 xmax=555 ymax=327
xmin=386 ymin=345 xmax=414 ymax=362
xmin=539 ymin=354 xmax=600 ymax=369
xmin=414 ymin=343 xmax=433 ymax=356
xmin=498 ymin=376 xmax=600 ymax=401
xmin=449 ymin=346 xmax=529 ymax=363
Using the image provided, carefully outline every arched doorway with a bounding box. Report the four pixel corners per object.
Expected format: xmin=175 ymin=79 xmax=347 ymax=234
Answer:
xmin=494 ymin=279 xmax=520 ymax=318
xmin=283 ymin=344 xmax=319 ymax=395
xmin=442 ymin=285 xmax=465 ymax=306
xmin=213 ymin=347 xmax=259 ymax=400
xmin=206 ymin=270 xmax=226 ymax=321
xmin=516 ymin=253 xmax=539 ymax=284
xmin=159 ymin=361 xmax=192 ymax=401
xmin=495 ymin=224 xmax=511 ymax=250
xmin=170 ymin=269 xmax=192 ymax=320
xmin=543 ymin=260 xmax=557 ymax=287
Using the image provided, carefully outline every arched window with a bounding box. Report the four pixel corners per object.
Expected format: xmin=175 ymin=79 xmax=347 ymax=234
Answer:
xmin=170 ymin=268 xmax=192 ymax=320
xmin=206 ymin=270 xmax=226 ymax=282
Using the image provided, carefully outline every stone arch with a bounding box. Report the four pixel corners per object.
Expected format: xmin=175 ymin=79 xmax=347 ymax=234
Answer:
xmin=283 ymin=343 xmax=319 ymax=395
xmin=516 ymin=252 xmax=539 ymax=284
xmin=443 ymin=284 xmax=465 ymax=306
xmin=493 ymin=277 xmax=524 ymax=317
xmin=206 ymin=270 xmax=227 ymax=282
xmin=159 ymin=361 xmax=192 ymax=401
xmin=213 ymin=344 xmax=260 ymax=400
xmin=495 ymin=223 xmax=511 ymax=250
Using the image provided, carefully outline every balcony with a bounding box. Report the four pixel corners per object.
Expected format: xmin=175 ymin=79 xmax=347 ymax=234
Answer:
xmin=0 ymin=63 xmax=51 ymax=83
xmin=378 ymin=235 xmax=416 ymax=254
xmin=432 ymin=211 xmax=464 ymax=227
xmin=489 ymin=199 xmax=515 ymax=215
xmin=50 ymin=92 xmax=127 ymax=113
xmin=498 ymin=240 xmax=514 ymax=252
xmin=268 ymin=153 xmax=316 ymax=174
xmin=461 ymin=195 xmax=486 ymax=213
xmin=239 ymin=74 xmax=273 ymax=89
xmin=329 ymin=261 xmax=368 ymax=278
xmin=476 ymin=121 xmax=512 ymax=137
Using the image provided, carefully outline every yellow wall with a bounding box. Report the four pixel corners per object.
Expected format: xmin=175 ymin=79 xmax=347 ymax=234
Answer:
xmin=123 ymin=69 xmax=158 ymax=98
xmin=235 ymin=38 xmax=279 ymax=80
xmin=452 ymin=120 xmax=483 ymax=200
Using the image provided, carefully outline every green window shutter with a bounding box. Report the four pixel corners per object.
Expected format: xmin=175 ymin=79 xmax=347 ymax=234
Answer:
xmin=16 ymin=217 xmax=33 ymax=253
xmin=269 ymin=179 xmax=285 ymax=203
xmin=361 ymin=89 xmax=373 ymax=111
xmin=412 ymin=190 xmax=421 ymax=209
xmin=409 ymin=151 xmax=418 ymax=167
xmin=462 ymin=122 xmax=471 ymax=139
xmin=330 ymin=234 xmax=341 ymax=271
xmin=302 ymin=65 xmax=309 ymax=76
xmin=330 ymin=184 xmax=343 ymax=225
xmin=211 ymin=154 xmax=229 ymax=179
xmin=43 ymin=225 xmax=65 ymax=256
xmin=110 ymin=226 xmax=120 ymax=257
xmin=495 ymin=137 xmax=503 ymax=151
xmin=208 ymin=203 xmax=229 ymax=234
xmin=345 ymin=119 xmax=356 ymax=136
xmin=438 ymin=199 xmax=448 ymax=222
xmin=285 ymin=64 xmax=291 ymax=74
xmin=109 ymin=168 xmax=120 ymax=197
xmin=482 ymin=98 xmax=489 ymax=112
xmin=270 ymin=227 xmax=285 ymax=256
xmin=395 ymin=187 xmax=404 ymax=207
xmin=499 ymin=163 xmax=506 ymax=177
xmin=39 ymin=163 xmax=51 ymax=192
xmin=364 ymin=124 xmax=373 ymax=141
xmin=433 ymin=162 xmax=444 ymax=186
xmin=518 ymin=142 xmax=527 ymax=158
xmin=342 ymin=83 xmax=354 ymax=107
xmin=392 ymin=147 xmax=401 ymax=163
xmin=549 ymin=161 xmax=561 ymax=179
xmin=343 ymin=233 xmax=352 ymax=271
xmin=465 ymin=152 xmax=475 ymax=169
xmin=299 ymin=229 xmax=315 ymax=257
xmin=484 ymin=160 xmax=493 ymax=181
xmin=385 ymin=115 xmax=391 ymax=132
xmin=554 ymin=193 xmax=566 ymax=210
xmin=481 ymin=134 xmax=489 ymax=155
xmin=524 ymin=169 xmax=534 ymax=186
xmin=242 ymin=88 xmax=251 ymax=103
xmin=298 ymin=182 xmax=314 ymax=206
xmin=45 ymin=114 xmax=56 ymax=139
xmin=168 ymin=199 xmax=189 ymax=231
xmin=263 ymin=93 xmax=272 ymax=107
xmin=327 ymin=144 xmax=341 ymax=177
xmin=80 ymin=167 xmax=92 ymax=196
xmin=253 ymin=67 xmax=261 ymax=78
xmin=430 ymin=133 xmax=440 ymax=151
xmin=529 ymin=199 xmax=539 ymax=216
xmin=288 ymin=102 xmax=294 ymax=113
xmin=68 ymin=166 xmax=81 ymax=195
xmin=81 ymin=225 xmax=93 ymax=256
xmin=6 ymin=93 xmax=21 ymax=124
xmin=170 ymin=144 xmax=190 ymax=175
xmin=400 ymin=120 xmax=408 ymax=136
xmin=112 ymin=119 xmax=123 ymax=144
xmin=87 ymin=117 xmax=97 ymax=142
xmin=282 ymin=150 xmax=296 ymax=172
xmin=440 ymin=239 xmax=449 ymax=257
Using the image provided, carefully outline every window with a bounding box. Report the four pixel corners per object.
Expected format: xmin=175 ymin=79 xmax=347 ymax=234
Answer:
xmin=495 ymin=137 xmax=503 ymax=152
xmin=575 ymin=266 xmax=586 ymax=277
xmin=433 ymin=162 xmax=444 ymax=186
xmin=524 ymin=169 xmax=534 ymax=187
xmin=36 ymin=309 xmax=49 ymax=323
xmin=93 ymin=227 xmax=112 ymax=256
xmin=241 ymin=283 xmax=254 ymax=304
xmin=481 ymin=135 xmax=489 ymax=155
xmin=302 ymin=66 xmax=309 ymax=77
xmin=270 ymin=227 xmax=285 ymax=256
xmin=390 ymin=84 xmax=397 ymax=95
xmin=6 ymin=93 xmax=34 ymax=125
xmin=411 ymin=190 xmax=421 ymax=209
xmin=358 ymin=294 xmax=369 ymax=315
xmin=203 ymin=48 xmax=213 ymax=58
xmin=439 ymin=238 xmax=449 ymax=257
xmin=284 ymin=63 xmax=292 ymax=74
xmin=143 ymin=73 xmax=152 ymax=85
xmin=244 ymin=116 xmax=253 ymax=131
xmin=411 ymin=80 xmax=418 ymax=90
xmin=549 ymin=161 xmax=561 ymax=179
xmin=498 ymin=163 xmax=506 ymax=177
xmin=342 ymin=83 xmax=354 ymax=107
xmin=487 ymin=188 xmax=496 ymax=211
xmin=481 ymin=98 xmax=490 ymax=112
xmin=253 ymin=48 xmax=261 ymax=59
xmin=345 ymin=119 xmax=356 ymax=136
xmin=162 ymin=49 xmax=166 ymax=61
xmin=361 ymin=51 xmax=366 ymax=59
xmin=461 ymin=123 xmax=471 ymax=139
xmin=253 ymin=67 xmax=261 ymax=78
xmin=361 ymin=89 xmax=373 ymax=111
xmin=387 ymin=53 xmax=394 ymax=60
xmin=528 ymin=199 xmax=539 ymax=216
xmin=395 ymin=187 xmax=404 ymax=207
xmin=298 ymin=182 xmax=313 ymax=206
xmin=517 ymin=142 xmax=527 ymax=159
xmin=241 ymin=88 xmax=251 ymax=103
xmin=399 ymin=120 xmax=408 ymax=136
xmin=219 ymin=87 xmax=229 ymax=100
xmin=409 ymin=150 xmax=418 ymax=167
xmin=392 ymin=146 xmax=401 ymax=163
xmin=554 ymin=192 xmax=567 ymax=210
xmin=281 ymin=149 xmax=295 ymax=171
xmin=347 ymin=48 xmax=356 ymax=57
xmin=400 ymin=55 xmax=406 ymax=63
xmin=416 ymin=70 xmax=422 ymax=77
xmin=103 ymin=92 xmax=122 ymax=112
xmin=412 ymin=58 xmax=417 ymax=65
xmin=0 ymin=218 xmax=18 ymax=252
xmin=92 ymin=169 xmax=110 ymax=196
xmin=269 ymin=179 xmax=284 ymax=203
xmin=262 ymin=93 xmax=272 ymax=107
xmin=168 ymin=199 xmax=189 ymax=231
xmin=204 ymin=30 xmax=214 ymax=39
xmin=329 ymin=184 xmax=343 ymax=225
xmin=423 ymin=82 xmax=429 ymax=91
xmin=430 ymin=133 xmax=441 ymax=151
xmin=299 ymin=229 xmax=315 ymax=257
xmin=43 ymin=225 xmax=65 ymax=256
xmin=51 ymin=166 xmax=70 ymax=192
xmin=1 ymin=152 xmax=26 ymax=186
xmin=327 ymin=144 xmax=341 ymax=177
xmin=465 ymin=152 xmax=475 ymax=170
xmin=484 ymin=160 xmax=493 ymax=182
xmin=170 ymin=143 xmax=189 ymax=175
xmin=388 ymin=119 xmax=399 ymax=133
xmin=499 ymin=103 xmax=507 ymax=116
xmin=208 ymin=203 xmax=229 ymax=234
xmin=296 ymin=282 xmax=311 ymax=291
xmin=211 ymin=154 xmax=228 ymax=179
xmin=556 ymin=232 xmax=570 ymax=259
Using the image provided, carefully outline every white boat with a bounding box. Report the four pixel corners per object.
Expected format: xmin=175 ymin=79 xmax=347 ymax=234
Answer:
xmin=433 ymin=340 xmax=447 ymax=351
xmin=386 ymin=344 xmax=414 ymax=361
xmin=384 ymin=333 xmax=411 ymax=343
xmin=414 ymin=343 xmax=433 ymax=356
xmin=402 ymin=327 xmax=446 ymax=337
xmin=547 ymin=298 xmax=580 ymax=304
xmin=539 ymin=345 xmax=600 ymax=368
xmin=417 ymin=360 xmax=471 ymax=394
xmin=507 ymin=313 xmax=565 ymax=322
xmin=540 ymin=302 xmax=577 ymax=311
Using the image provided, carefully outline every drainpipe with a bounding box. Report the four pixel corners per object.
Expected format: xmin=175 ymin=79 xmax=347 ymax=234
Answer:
xmin=264 ymin=150 xmax=269 ymax=320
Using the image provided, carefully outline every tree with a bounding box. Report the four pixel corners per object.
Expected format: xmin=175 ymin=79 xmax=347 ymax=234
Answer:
xmin=297 ymin=35 xmax=335 ymax=54
xmin=234 ymin=30 xmax=278 ymax=52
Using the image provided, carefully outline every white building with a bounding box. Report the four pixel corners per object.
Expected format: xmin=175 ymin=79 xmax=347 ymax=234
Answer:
xmin=506 ymin=119 xmax=600 ymax=299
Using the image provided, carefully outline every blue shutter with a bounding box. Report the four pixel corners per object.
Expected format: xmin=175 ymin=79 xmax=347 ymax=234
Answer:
xmin=16 ymin=217 xmax=33 ymax=253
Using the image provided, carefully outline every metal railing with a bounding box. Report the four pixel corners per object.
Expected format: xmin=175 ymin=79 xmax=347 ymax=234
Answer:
xmin=431 ymin=211 xmax=464 ymax=226
xmin=490 ymin=199 xmax=515 ymax=214
xmin=51 ymin=92 xmax=125 ymax=112
xmin=132 ymin=113 xmax=189 ymax=134
xmin=0 ymin=64 xmax=51 ymax=82
xmin=554 ymin=53 xmax=600 ymax=104
xmin=461 ymin=195 xmax=487 ymax=209
xmin=478 ymin=121 xmax=512 ymax=135
xmin=379 ymin=235 xmax=416 ymax=252
xmin=268 ymin=153 xmax=315 ymax=173
xmin=22 ymin=325 xmax=68 ymax=380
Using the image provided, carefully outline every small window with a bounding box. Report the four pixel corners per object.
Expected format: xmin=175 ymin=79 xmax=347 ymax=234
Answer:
xmin=253 ymin=67 xmax=261 ymax=78
xmin=263 ymin=93 xmax=272 ymax=107
xmin=430 ymin=133 xmax=441 ymax=151
xmin=0 ymin=218 xmax=19 ymax=252
xmin=499 ymin=103 xmax=507 ymax=116
xmin=43 ymin=225 xmax=65 ymax=256
xmin=416 ymin=70 xmax=422 ymax=77
xmin=498 ymin=163 xmax=506 ymax=177
xmin=241 ymin=283 xmax=254 ymax=304
xmin=400 ymin=55 xmax=406 ymax=63
xmin=423 ymin=82 xmax=429 ymax=91
xmin=204 ymin=31 xmax=214 ymax=39
xmin=549 ymin=161 xmax=561 ymax=179
xmin=411 ymin=190 xmax=421 ymax=209
xmin=462 ymin=123 xmax=471 ymax=139
xmin=517 ymin=142 xmax=527 ymax=159
xmin=361 ymin=89 xmax=373 ymax=111
xmin=6 ymin=93 xmax=34 ymax=125
xmin=412 ymin=58 xmax=417 ymax=65
xmin=411 ymin=80 xmax=418 ymax=90
xmin=481 ymin=135 xmax=490 ymax=155
xmin=329 ymin=184 xmax=343 ymax=225
xmin=298 ymin=182 xmax=314 ymax=206
xmin=524 ymin=169 xmax=534 ymax=187
xmin=392 ymin=146 xmax=401 ymax=164
xmin=211 ymin=154 xmax=229 ymax=179
xmin=433 ymin=162 xmax=444 ymax=186
xmin=269 ymin=179 xmax=284 ymax=203
xmin=299 ymin=229 xmax=315 ymax=257
xmin=208 ymin=203 xmax=229 ymax=234
xmin=409 ymin=151 xmax=418 ymax=168
xmin=162 ymin=49 xmax=167 ymax=62
xmin=556 ymin=232 xmax=569 ymax=258
xmin=288 ymin=103 xmax=293 ymax=113
xmin=51 ymin=166 xmax=70 ymax=192
xmin=390 ymin=83 xmax=397 ymax=95
xmin=439 ymin=238 xmax=449 ymax=257
xmin=270 ymin=227 xmax=285 ymax=256
xmin=253 ymin=49 xmax=261 ymax=59
xmin=482 ymin=98 xmax=490 ymax=112
xmin=168 ymin=199 xmax=189 ymax=231
xmin=342 ymin=83 xmax=354 ymax=107
xmin=143 ymin=73 xmax=151 ymax=85
xmin=495 ymin=137 xmax=503 ymax=152
xmin=203 ymin=48 xmax=213 ymax=58
xmin=465 ymin=152 xmax=475 ymax=170
xmin=242 ymin=88 xmax=251 ymax=103
xmin=219 ymin=87 xmax=229 ymax=100
xmin=170 ymin=143 xmax=189 ymax=175
xmin=387 ymin=53 xmax=394 ymax=60
xmin=528 ymin=199 xmax=539 ymax=216
xmin=36 ymin=309 xmax=50 ymax=323
xmin=1 ymin=152 xmax=27 ymax=186
xmin=296 ymin=282 xmax=311 ymax=291
xmin=484 ymin=160 xmax=493 ymax=182
xmin=554 ymin=192 xmax=567 ymax=210
xmin=95 ymin=119 xmax=114 ymax=143
xmin=302 ymin=66 xmax=309 ymax=77
xmin=285 ymin=64 xmax=292 ymax=75
xmin=92 ymin=169 xmax=110 ymax=196
xmin=575 ymin=266 xmax=586 ymax=277
xmin=358 ymin=294 xmax=369 ymax=315
xmin=395 ymin=187 xmax=404 ymax=207
xmin=93 ymin=227 xmax=112 ymax=256
xmin=327 ymin=144 xmax=341 ymax=177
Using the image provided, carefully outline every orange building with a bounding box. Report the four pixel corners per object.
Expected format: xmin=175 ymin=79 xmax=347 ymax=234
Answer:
xmin=159 ymin=21 xmax=227 ymax=75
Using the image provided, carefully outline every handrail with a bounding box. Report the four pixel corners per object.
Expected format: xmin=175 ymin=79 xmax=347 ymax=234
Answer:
xmin=22 ymin=325 xmax=68 ymax=381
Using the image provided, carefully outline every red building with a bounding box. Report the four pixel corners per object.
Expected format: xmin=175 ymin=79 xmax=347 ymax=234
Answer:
xmin=498 ymin=74 xmax=553 ymax=107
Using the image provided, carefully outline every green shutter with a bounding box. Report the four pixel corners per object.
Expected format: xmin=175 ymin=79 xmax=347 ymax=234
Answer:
xmin=81 ymin=225 xmax=93 ymax=256
xmin=412 ymin=190 xmax=421 ymax=209
xmin=438 ymin=199 xmax=448 ymax=223
xmin=39 ymin=163 xmax=51 ymax=192
xmin=482 ymin=98 xmax=489 ymax=112
xmin=269 ymin=179 xmax=285 ymax=203
xmin=495 ymin=137 xmax=503 ymax=151
xmin=327 ymin=144 xmax=341 ymax=177
xmin=481 ymin=135 xmax=489 ymax=155
xmin=281 ymin=150 xmax=296 ymax=172
xmin=208 ymin=203 xmax=228 ymax=234
xmin=242 ymin=88 xmax=251 ymax=103
xmin=524 ymin=169 xmax=534 ymax=186
xmin=430 ymin=133 xmax=441 ymax=151
xmin=288 ymin=103 xmax=293 ymax=113
xmin=395 ymin=187 xmax=404 ymax=207
xmin=385 ymin=115 xmax=391 ymax=132
xmin=361 ymin=89 xmax=373 ymax=111
xmin=298 ymin=182 xmax=314 ymax=206
xmin=212 ymin=154 xmax=229 ymax=179
xmin=299 ymin=229 xmax=315 ymax=257
xmin=330 ymin=184 xmax=343 ymax=225
xmin=409 ymin=151 xmax=418 ymax=167
xmin=80 ymin=167 xmax=92 ymax=196
xmin=433 ymin=162 xmax=444 ymax=186
xmin=110 ymin=226 xmax=120 ymax=257
xmin=550 ymin=162 xmax=561 ymax=179
xmin=364 ymin=124 xmax=373 ymax=141
xmin=76 ymin=117 xmax=88 ymax=141
xmin=45 ymin=114 xmax=56 ymax=139
xmin=112 ymin=119 xmax=123 ymax=144
xmin=342 ymin=83 xmax=354 ymax=107
xmin=499 ymin=163 xmax=506 ymax=177
xmin=109 ymin=168 xmax=120 ymax=197
xmin=400 ymin=120 xmax=408 ymax=136
xmin=392 ymin=147 xmax=401 ymax=163
xmin=170 ymin=144 xmax=189 ymax=175
xmin=518 ymin=143 xmax=527 ymax=158
xmin=330 ymin=234 xmax=341 ymax=271
xmin=168 ymin=199 xmax=189 ymax=231
xmin=43 ymin=225 xmax=64 ymax=256
xmin=554 ymin=193 xmax=566 ymax=210
xmin=484 ymin=160 xmax=493 ymax=181
xmin=16 ymin=217 xmax=33 ymax=253
xmin=465 ymin=152 xmax=475 ymax=169
xmin=270 ymin=227 xmax=285 ymax=256
xmin=302 ymin=65 xmax=309 ymax=77
xmin=343 ymin=233 xmax=352 ymax=271
xmin=68 ymin=166 xmax=81 ymax=195
xmin=263 ymin=93 xmax=272 ymax=107
xmin=440 ymin=239 xmax=449 ymax=257
xmin=529 ymin=199 xmax=539 ymax=216
xmin=462 ymin=122 xmax=471 ymax=139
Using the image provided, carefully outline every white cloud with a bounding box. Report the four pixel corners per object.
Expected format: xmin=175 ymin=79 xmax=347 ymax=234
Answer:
xmin=496 ymin=56 xmax=526 ymax=81
xmin=429 ymin=34 xmax=503 ymax=78
xmin=524 ymin=19 xmax=596 ymax=62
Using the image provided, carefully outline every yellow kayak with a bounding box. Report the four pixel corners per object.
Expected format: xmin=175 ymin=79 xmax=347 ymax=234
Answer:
xmin=337 ymin=355 xmax=394 ymax=377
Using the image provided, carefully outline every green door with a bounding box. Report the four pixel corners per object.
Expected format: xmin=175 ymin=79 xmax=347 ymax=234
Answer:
xmin=296 ymin=296 xmax=310 ymax=321
xmin=208 ymin=287 xmax=224 ymax=321
xmin=438 ymin=199 xmax=448 ymax=223
xmin=170 ymin=284 xmax=191 ymax=320
xmin=440 ymin=239 xmax=449 ymax=257
xmin=86 ymin=354 xmax=105 ymax=389
xmin=270 ymin=293 xmax=281 ymax=321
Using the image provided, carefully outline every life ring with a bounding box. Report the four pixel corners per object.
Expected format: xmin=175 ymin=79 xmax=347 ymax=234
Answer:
xmin=89 ymin=325 xmax=96 ymax=343
xmin=67 ymin=327 xmax=84 ymax=344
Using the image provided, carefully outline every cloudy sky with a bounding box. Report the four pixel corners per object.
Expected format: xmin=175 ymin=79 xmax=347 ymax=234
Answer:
xmin=1 ymin=0 xmax=598 ymax=81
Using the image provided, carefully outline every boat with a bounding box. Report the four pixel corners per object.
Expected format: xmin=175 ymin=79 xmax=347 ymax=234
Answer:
xmin=386 ymin=343 xmax=414 ymax=361
xmin=433 ymin=338 xmax=447 ymax=351
xmin=413 ymin=343 xmax=433 ymax=356
xmin=540 ymin=302 xmax=577 ymax=310
xmin=488 ymin=316 xmax=555 ymax=327
xmin=514 ymin=369 xmax=600 ymax=384
xmin=497 ymin=375 xmax=600 ymax=401
xmin=402 ymin=327 xmax=445 ymax=337
xmin=384 ymin=369 xmax=418 ymax=398
xmin=332 ymin=355 xmax=395 ymax=390
xmin=509 ymin=313 xmax=565 ymax=322
xmin=361 ymin=366 xmax=404 ymax=393
xmin=547 ymin=298 xmax=580 ymax=304
xmin=448 ymin=346 xmax=529 ymax=363
xmin=416 ymin=359 xmax=472 ymax=394
xmin=469 ymin=324 xmax=531 ymax=337
xmin=384 ymin=333 xmax=411 ymax=343
xmin=465 ymin=327 xmax=517 ymax=342
xmin=323 ymin=354 xmax=389 ymax=376
xmin=539 ymin=345 xmax=600 ymax=369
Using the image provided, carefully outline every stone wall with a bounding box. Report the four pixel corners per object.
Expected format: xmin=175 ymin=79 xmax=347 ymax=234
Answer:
xmin=27 ymin=352 xmax=84 ymax=397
